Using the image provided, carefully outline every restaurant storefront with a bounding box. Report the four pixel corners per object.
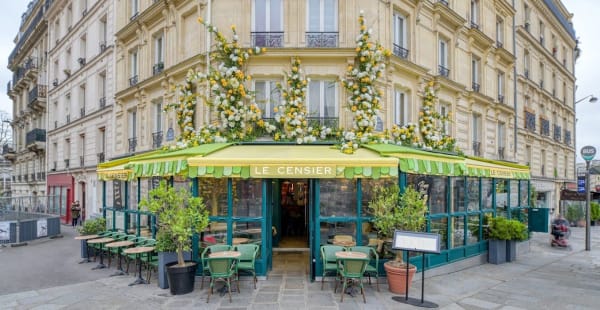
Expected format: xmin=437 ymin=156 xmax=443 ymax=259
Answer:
xmin=97 ymin=143 xmax=530 ymax=279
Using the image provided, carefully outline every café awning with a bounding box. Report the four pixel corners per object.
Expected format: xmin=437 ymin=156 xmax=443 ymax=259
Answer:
xmin=187 ymin=144 xmax=399 ymax=179
xmin=363 ymin=144 xmax=466 ymax=176
xmin=97 ymin=150 xmax=162 ymax=181
xmin=464 ymin=157 xmax=530 ymax=180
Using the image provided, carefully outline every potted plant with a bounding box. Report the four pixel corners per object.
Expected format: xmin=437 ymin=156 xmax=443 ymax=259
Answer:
xmin=368 ymin=186 xmax=427 ymax=294
xmin=139 ymin=180 xmax=209 ymax=295
xmin=486 ymin=216 xmax=528 ymax=264
xmin=152 ymin=230 xmax=192 ymax=289
xmin=77 ymin=217 xmax=106 ymax=259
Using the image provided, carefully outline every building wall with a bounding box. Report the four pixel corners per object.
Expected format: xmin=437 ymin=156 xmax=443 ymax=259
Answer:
xmin=46 ymin=0 xmax=116 ymax=216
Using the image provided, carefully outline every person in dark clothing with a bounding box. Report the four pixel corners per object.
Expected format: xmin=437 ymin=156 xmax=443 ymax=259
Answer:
xmin=71 ymin=201 xmax=81 ymax=227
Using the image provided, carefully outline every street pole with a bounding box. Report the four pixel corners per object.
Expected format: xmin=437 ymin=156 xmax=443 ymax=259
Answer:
xmin=581 ymin=145 xmax=596 ymax=251
xmin=586 ymin=160 xmax=591 ymax=251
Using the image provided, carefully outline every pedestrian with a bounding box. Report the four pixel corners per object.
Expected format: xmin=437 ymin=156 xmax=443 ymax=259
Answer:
xmin=71 ymin=200 xmax=81 ymax=227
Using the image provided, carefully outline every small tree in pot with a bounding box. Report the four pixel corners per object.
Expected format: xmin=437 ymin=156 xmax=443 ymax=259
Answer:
xmin=140 ymin=180 xmax=209 ymax=295
xmin=368 ymin=186 xmax=427 ymax=294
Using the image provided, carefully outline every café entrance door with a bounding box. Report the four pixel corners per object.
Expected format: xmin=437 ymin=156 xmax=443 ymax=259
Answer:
xmin=274 ymin=179 xmax=309 ymax=249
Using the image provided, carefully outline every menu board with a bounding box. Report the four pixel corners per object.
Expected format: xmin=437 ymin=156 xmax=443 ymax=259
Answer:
xmin=392 ymin=230 xmax=441 ymax=254
xmin=113 ymin=180 xmax=123 ymax=209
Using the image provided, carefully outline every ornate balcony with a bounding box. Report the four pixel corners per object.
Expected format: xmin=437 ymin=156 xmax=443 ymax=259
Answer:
xmin=26 ymin=128 xmax=46 ymax=153
xmin=306 ymin=32 xmax=338 ymax=48
xmin=472 ymin=141 xmax=481 ymax=157
xmin=472 ymin=82 xmax=480 ymax=93
xmin=128 ymin=137 xmax=137 ymax=153
xmin=251 ymin=32 xmax=284 ymax=48
xmin=438 ymin=65 xmax=450 ymax=78
xmin=97 ymin=152 xmax=105 ymax=163
xmin=498 ymin=95 xmax=505 ymax=104
xmin=2 ymin=144 xmax=16 ymax=161
xmin=498 ymin=147 xmax=505 ymax=160
xmin=64 ymin=159 xmax=70 ymax=169
xmin=99 ymin=97 xmax=106 ymax=108
xmin=80 ymin=107 xmax=85 ymax=118
xmin=80 ymin=155 xmax=85 ymax=167
xmin=392 ymin=44 xmax=409 ymax=59
xmin=152 ymin=131 xmax=163 ymax=149
xmin=152 ymin=62 xmax=164 ymax=75
xmin=27 ymin=85 xmax=47 ymax=111
xmin=129 ymin=75 xmax=138 ymax=87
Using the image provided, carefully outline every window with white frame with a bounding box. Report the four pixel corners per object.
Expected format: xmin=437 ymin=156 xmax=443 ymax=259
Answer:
xmin=79 ymin=84 xmax=86 ymax=116
xmin=439 ymin=103 xmax=451 ymax=134
xmin=253 ymin=0 xmax=283 ymax=47
xmin=154 ymin=99 xmax=163 ymax=133
xmin=563 ymin=155 xmax=568 ymax=177
xmin=497 ymin=71 xmax=505 ymax=100
xmin=79 ymin=35 xmax=87 ymax=62
xmin=539 ymin=20 xmax=545 ymax=45
xmin=154 ymin=34 xmax=164 ymax=65
xmin=496 ymin=17 xmax=504 ymax=46
xmin=66 ymin=4 xmax=73 ymax=29
xmin=541 ymin=149 xmax=546 ymax=176
xmin=99 ymin=71 xmax=106 ymax=100
xmin=393 ymin=11 xmax=408 ymax=58
xmin=254 ymin=80 xmax=281 ymax=119
xmin=438 ymin=38 xmax=449 ymax=76
xmin=539 ymin=62 xmax=544 ymax=88
xmin=524 ymin=49 xmax=530 ymax=77
xmin=308 ymin=80 xmax=337 ymax=125
xmin=526 ymin=145 xmax=531 ymax=166
xmin=472 ymin=113 xmax=482 ymax=156
xmin=130 ymin=50 xmax=138 ymax=78
xmin=307 ymin=0 xmax=338 ymax=47
xmin=393 ymin=89 xmax=409 ymax=126
xmin=470 ymin=0 xmax=479 ymax=27
xmin=130 ymin=0 xmax=139 ymax=19
xmin=497 ymin=122 xmax=505 ymax=158
xmin=129 ymin=109 xmax=137 ymax=139
xmin=100 ymin=15 xmax=107 ymax=45
xmin=471 ymin=56 xmax=480 ymax=90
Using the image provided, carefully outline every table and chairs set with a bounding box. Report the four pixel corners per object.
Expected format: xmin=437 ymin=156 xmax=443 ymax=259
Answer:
xmin=320 ymin=244 xmax=380 ymax=303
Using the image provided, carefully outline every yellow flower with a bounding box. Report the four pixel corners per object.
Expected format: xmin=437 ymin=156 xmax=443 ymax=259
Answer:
xmin=261 ymin=47 xmax=266 ymax=53
xmin=347 ymin=65 xmax=353 ymax=71
xmin=231 ymin=24 xmax=236 ymax=31
xmin=197 ymin=17 xmax=204 ymax=24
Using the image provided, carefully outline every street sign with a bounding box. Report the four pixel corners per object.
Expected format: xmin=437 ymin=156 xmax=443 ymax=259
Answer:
xmin=581 ymin=145 xmax=597 ymax=162
xmin=578 ymin=176 xmax=586 ymax=193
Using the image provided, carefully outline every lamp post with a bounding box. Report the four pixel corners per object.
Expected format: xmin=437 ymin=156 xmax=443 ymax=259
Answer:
xmin=575 ymin=94 xmax=598 ymax=104
xmin=581 ymin=146 xmax=596 ymax=251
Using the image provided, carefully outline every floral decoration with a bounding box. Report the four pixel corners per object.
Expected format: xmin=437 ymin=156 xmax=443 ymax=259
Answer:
xmin=340 ymin=11 xmax=391 ymax=154
xmin=272 ymin=57 xmax=334 ymax=143
xmin=417 ymin=82 xmax=456 ymax=151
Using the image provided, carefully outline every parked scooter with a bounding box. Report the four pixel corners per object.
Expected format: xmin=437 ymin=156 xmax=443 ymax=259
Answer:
xmin=550 ymin=216 xmax=570 ymax=248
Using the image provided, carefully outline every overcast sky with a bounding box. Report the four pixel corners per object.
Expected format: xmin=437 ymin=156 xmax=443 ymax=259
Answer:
xmin=0 ymin=1 xmax=598 ymax=161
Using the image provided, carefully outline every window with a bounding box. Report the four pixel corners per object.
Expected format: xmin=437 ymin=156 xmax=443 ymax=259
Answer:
xmin=308 ymin=80 xmax=337 ymax=126
xmin=440 ymin=103 xmax=451 ymax=134
xmin=129 ymin=109 xmax=137 ymax=139
xmin=470 ymin=0 xmax=479 ymax=27
xmin=524 ymin=49 xmax=530 ymax=78
xmin=130 ymin=0 xmax=139 ymax=19
xmin=99 ymin=15 xmax=107 ymax=48
xmin=252 ymin=0 xmax=283 ymax=47
xmin=539 ymin=20 xmax=545 ymax=45
xmin=524 ymin=4 xmax=530 ymax=24
xmin=306 ymin=0 xmax=338 ymax=47
xmin=98 ymin=127 xmax=106 ymax=154
xmin=66 ymin=5 xmax=73 ymax=29
xmin=564 ymin=155 xmax=568 ymax=178
xmin=472 ymin=114 xmax=481 ymax=156
xmin=254 ymin=80 xmax=281 ymax=119
xmin=393 ymin=11 xmax=408 ymax=58
xmin=130 ymin=50 xmax=138 ymax=86
xmin=498 ymin=122 xmax=505 ymax=159
xmin=541 ymin=150 xmax=546 ymax=176
xmin=525 ymin=145 xmax=531 ymax=166
xmin=552 ymin=72 xmax=556 ymax=96
xmin=438 ymin=39 xmax=449 ymax=76
xmin=79 ymin=34 xmax=87 ymax=63
xmin=496 ymin=17 xmax=504 ymax=46
xmin=471 ymin=56 xmax=480 ymax=91
xmin=154 ymin=100 xmax=163 ymax=133
xmin=497 ymin=71 xmax=505 ymax=102
xmin=80 ymin=134 xmax=85 ymax=167
xmin=65 ymin=48 xmax=72 ymax=74
xmin=54 ymin=19 xmax=60 ymax=43
xmin=393 ymin=89 xmax=409 ymax=126
xmin=153 ymin=34 xmax=164 ymax=75
xmin=79 ymin=84 xmax=86 ymax=116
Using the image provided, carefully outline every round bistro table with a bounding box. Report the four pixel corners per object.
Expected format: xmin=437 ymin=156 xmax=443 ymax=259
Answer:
xmin=105 ymin=240 xmax=134 ymax=276
xmin=87 ymin=237 xmax=114 ymax=269
xmin=123 ymin=246 xmax=155 ymax=286
xmin=74 ymin=234 xmax=99 ymax=263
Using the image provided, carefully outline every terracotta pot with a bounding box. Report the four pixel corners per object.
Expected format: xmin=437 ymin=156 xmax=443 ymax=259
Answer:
xmin=384 ymin=261 xmax=416 ymax=294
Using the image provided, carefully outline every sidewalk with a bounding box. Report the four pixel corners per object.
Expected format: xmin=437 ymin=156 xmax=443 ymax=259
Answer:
xmin=1 ymin=225 xmax=600 ymax=309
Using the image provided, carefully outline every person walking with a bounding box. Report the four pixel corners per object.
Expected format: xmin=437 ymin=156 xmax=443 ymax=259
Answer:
xmin=71 ymin=200 xmax=81 ymax=227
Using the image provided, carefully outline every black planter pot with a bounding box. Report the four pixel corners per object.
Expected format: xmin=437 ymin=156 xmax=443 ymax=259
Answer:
xmin=158 ymin=251 xmax=191 ymax=289
xmin=166 ymin=261 xmax=197 ymax=295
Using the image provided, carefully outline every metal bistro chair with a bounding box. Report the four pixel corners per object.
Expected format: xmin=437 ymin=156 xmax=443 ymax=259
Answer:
xmin=348 ymin=246 xmax=380 ymax=291
xmin=206 ymin=256 xmax=239 ymax=303
xmin=199 ymin=244 xmax=233 ymax=289
xmin=335 ymin=257 xmax=369 ymax=303
xmin=234 ymin=244 xmax=259 ymax=289
xmin=320 ymin=245 xmax=345 ymax=290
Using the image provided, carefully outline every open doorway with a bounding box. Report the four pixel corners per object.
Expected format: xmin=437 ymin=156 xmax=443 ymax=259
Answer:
xmin=275 ymin=179 xmax=309 ymax=250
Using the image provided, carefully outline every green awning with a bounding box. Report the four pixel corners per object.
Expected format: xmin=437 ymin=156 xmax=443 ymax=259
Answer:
xmin=363 ymin=144 xmax=466 ymax=176
xmin=187 ymin=145 xmax=399 ymax=179
xmin=465 ymin=157 xmax=530 ymax=180
xmin=97 ymin=150 xmax=162 ymax=181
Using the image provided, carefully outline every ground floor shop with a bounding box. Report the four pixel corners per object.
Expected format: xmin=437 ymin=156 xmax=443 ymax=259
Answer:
xmin=98 ymin=143 xmax=531 ymax=279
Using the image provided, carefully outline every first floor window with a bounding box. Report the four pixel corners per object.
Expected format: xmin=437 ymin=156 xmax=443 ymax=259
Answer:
xmin=394 ymin=90 xmax=409 ymax=126
xmin=308 ymin=80 xmax=337 ymax=121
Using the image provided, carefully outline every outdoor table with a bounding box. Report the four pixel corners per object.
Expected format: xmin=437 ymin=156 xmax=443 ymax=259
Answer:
xmin=335 ymin=251 xmax=368 ymax=297
xmin=87 ymin=237 xmax=114 ymax=270
xmin=208 ymin=251 xmax=241 ymax=295
xmin=123 ymin=246 xmax=155 ymax=286
xmin=105 ymin=240 xmax=134 ymax=276
xmin=332 ymin=240 xmax=356 ymax=247
xmin=74 ymin=234 xmax=99 ymax=263
xmin=232 ymin=237 xmax=249 ymax=245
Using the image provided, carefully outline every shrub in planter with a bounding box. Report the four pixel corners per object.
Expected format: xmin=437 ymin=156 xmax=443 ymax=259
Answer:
xmin=77 ymin=217 xmax=106 ymax=258
xmin=487 ymin=216 xmax=527 ymax=264
xmin=368 ymin=186 xmax=427 ymax=294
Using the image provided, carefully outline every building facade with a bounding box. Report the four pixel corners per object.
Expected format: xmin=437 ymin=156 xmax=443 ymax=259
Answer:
xmin=46 ymin=0 xmax=116 ymax=222
xmin=6 ymin=0 xmax=51 ymax=199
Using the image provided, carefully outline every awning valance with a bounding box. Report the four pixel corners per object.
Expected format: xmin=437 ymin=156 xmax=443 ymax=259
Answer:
xmin=97 ymin=150 xmax=162 ymax=181
xmin=464 ymin=157 xmax=530 ymax=180
xmin=187 ymin=145 xmax=399 ymax=179
xmin=363 ymin=144 xmax=466 ymax=176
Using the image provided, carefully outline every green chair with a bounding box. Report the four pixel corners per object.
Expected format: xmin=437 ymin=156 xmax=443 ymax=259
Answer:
xmin=106 ymin=233 xmax=128 ymax=267
xmin=348 ymin=246 xmax=380 ymax=291
xmin=234 ymin=244 xmax=259 ymax=288
xmin=206 ymin=257 xmax=239 ymax=303
xmin=320 ymin=245 xmax=345 ymax=290
xmin=199 ymin=245 xmax=234 ymax=289
xmin=335 ymin=257 xmax=369 ymax=303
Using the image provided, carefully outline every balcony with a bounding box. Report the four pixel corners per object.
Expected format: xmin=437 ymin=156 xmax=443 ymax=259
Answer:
xmin=97 ymin=152 xmax=105 ymax=163
xmin=152 ymin=131 xmax=163 ymax=149
xmin=392 ymin=44 xmax=409 ymax=60
xmin=25 ymin=128 xmax=46 ymax=153
xmin=498 ymin=94 xmax=504 ymax=104
xmin=78 ymin=57 xmax=86 ymax=67
xmin=251 ymin=32 xmax=284 ymax=48
xmin=152 ymin=62 xmax=164 ymax=75
xmin=438 ymin=65 xmax=450 ymax=78
xmin=6 ymin=81 xmax=11 ymax=95
xmin=524 ymin=22 xmax=530 ymax=32
xmin=524 ymin=69 xmax=529 ymax=79
xmin=66 ymin=114 xmax=71 ymax=124
xmin=100 ymin=42 xmax=107 ymax=52
xmin=554 ymin=125 xmax=562 ymax=141
xmin=498 ymin=147 xmax=505 ymax=160
xmin=540 ymin=118 xmax=550 ymax=136
xmin=30 ymin=173 xmax=35 ymax=182
xmin=128 ymin=137 xmax=137 ymax=153
xmin=472 ymin=82 xmax=480 ymax=93
xmin=496 ymin=41 xmax=503 ymax=49
xmin=470 ymin=21 xmax=480 ymax=29
xmin=307 ymin=117 xmax=338 ymax=129
xmin=80 ymin=107 xmax=86 ymax=118
xmin=80 ymin=155 xmax=85 ymax=167
xmin=27 ymin=85 xmax=47 ymax=111
xmin=438 ymin=0 xmax=448 ymax=5
xmin=539 ymin=80 xmax=544 ymax=89
xmin=2 ymin=144 xmax=16 ymax=161
xmin=37 ymin=172 xmax=45 ymax=180
xmin=129 ymin=75 xmax=138 ymax=86
xmin=564 ymin=129 xmax=571 ymax=145
xmin=99 ymin=97 xmax=106 ymax=108
xmin=472 ymin=141 xmax=481 ymax=157
xmin=51 ymin=161 xmax=56 ymax=172
xmin=52 ymin=79 xmax=59 ymax=87
xmin=306 ymin=32 xmax=338 ymax=48
xmin=64 ymin=159 xmax=70 ymax=169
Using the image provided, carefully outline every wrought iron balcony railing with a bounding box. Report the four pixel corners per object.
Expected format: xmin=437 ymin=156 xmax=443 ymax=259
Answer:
xmin=26 ymin=128 xmax=46 ymax=145
xmin=392 ymin=44 xmax=409 ymax=59
xmin=251 ymin=32 xmax=284 ymax=48
xmin=472 ymin=141 xmax=481 ymax=157
xmin=305 ymin=32 xmax=338 ymax=48
xmin=97 ymin=152 xmax=105 ymax=163
xmin=129 ymin=75 xmax=138 ymax=87
xmin=128 ymin=137 xmax=137 ymax=153
xmin=152 ymin=62 xmax=164 ymax=75
xmin=152 ymin=131 xmax=163 ymax=149
xmin=498 ymin=147 xmax=505 ymax=160
xmin=472 ymin=82 xmax=480 ymax=93
xmin=438 ymin=65 xmax=450 ymax=77
xmin=99 ymin=97 xmax=106 ymax=108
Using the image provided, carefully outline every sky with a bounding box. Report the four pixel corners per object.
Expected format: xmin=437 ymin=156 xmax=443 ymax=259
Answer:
xmin=0 ymin=1 xmax=598 ymax=161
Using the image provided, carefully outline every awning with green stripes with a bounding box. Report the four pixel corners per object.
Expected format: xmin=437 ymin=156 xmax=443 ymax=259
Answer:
xmin=187 ymin=145 xmax=399 ymax=179
xmin=465 ymin=157 xmax=530 ymax=180
xmin=363 ymin=144 xmax=466 ymax=176
xmin=97 ymin=150 xmax=162 ymax=181
xmin=125 ymin=143 xmax=232 ymax=178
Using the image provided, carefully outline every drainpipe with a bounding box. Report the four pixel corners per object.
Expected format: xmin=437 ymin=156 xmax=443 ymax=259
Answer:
xmin=512 ymin=0 xmax=518 ymax=161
